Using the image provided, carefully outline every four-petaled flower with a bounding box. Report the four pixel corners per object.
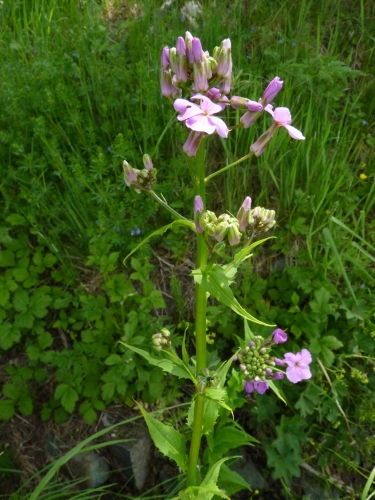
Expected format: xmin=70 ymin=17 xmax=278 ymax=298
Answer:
xmin=284 ymin=349 xmax=312 ymax=383
xmin=174 ymin=95 xmax=229 ymax=137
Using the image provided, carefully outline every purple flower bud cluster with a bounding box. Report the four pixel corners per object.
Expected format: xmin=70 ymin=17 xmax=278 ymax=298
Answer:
xmin=123 ymin=156 xmax=157 ymax=193
xmin=161 ymin=33 xmax=233 ymax=98
xmin=236 ymin=330 xmax=312 ymax=395
xmin=193 ymin=195 xmax=277 ymax=243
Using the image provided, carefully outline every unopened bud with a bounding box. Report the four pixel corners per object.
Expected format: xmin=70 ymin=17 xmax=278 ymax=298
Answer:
xmin=161 ymin=46 xmax=170 ymax=70
xmin=237 ymin=196 xmax=252 ymax=231
xmin=123 ymin=161 xmax=139 ymax=187
xmin=185 ymin=31 xmax=194 ymax=65
xmin=192 ymin=37 xmax=203 ymax=62
xmin=262 ymin=76 xmax=283 ymax=106
xmin=142 ymin=154 xmax=153 ymax=171
xmin=216 ymin=38 xmax=232 ymax=78
xmin=227 ymin=223 xmax=241 ymax=246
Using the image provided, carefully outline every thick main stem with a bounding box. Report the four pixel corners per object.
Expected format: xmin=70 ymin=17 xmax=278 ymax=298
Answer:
xmin=186 ymin=139 xmax=208 ymax=488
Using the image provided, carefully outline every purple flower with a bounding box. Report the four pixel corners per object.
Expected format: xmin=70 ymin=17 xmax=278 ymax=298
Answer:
xmin=274 ymin=357 xmax=286 ymax=366
xmin=244 ymin=380 xmax=269 ymax=394
xmin=284 ymin=349 xmax=312 ymax=383
xmin=266 ymin=105 xmax=305 ymax=140
xmin=174 ymin=95 xmax=229 ymax=138
xmin=250 ymin=105 xmax=305 ymax=156
xmin=273 ymin=372 xmax=284 ymax=380
xmin=272 ymin=328 xmax=288 ymax=344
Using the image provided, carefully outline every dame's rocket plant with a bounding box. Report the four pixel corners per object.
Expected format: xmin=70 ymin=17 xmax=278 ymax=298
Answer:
xmin=122 ymin=32 xmax=311 ymax=496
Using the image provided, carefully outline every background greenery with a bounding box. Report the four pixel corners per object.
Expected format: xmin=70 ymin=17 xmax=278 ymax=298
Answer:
xmin=0 ymin=0 xmax=375 ymax=497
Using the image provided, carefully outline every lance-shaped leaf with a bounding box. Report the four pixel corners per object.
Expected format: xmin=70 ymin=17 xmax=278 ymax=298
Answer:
xmin=192 ymin=264 xmax=274 ymax=327
xmin=179 ymin=457 xmax=232 ymax=500
xmin=268 ymin=379 xmax=287 ymax=405
xmin=216 ymin=352 xmax=239 ymax=388
xmin=138 ymin=405 xmax=187 ymax=471
xmin=224 ymin=236 xmax=274 ymax=280
xmin=124 ymin=219 xmax=195 ymax=264
xmin=120 ymin=343 xmax=196 ymax=383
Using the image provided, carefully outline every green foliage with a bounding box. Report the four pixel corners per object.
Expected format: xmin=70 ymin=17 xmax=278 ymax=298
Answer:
xmin=0 ymin=228 xmax=174 ymax=424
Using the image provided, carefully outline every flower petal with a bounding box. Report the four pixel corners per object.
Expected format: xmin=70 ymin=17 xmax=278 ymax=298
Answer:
xmin=208 ymin=116 xmax=229 ymax=138
xmin=273 ymin=107 xmax=292 ymax=125
xmin=186 ymin=115 xmax=216 ymax=134
xmin=284 ymin=124 xmax=305 ymax=140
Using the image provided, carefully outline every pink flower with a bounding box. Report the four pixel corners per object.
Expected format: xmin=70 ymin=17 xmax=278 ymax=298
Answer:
xmin=284 ymin=349 xmax=312 ymax=383
xmin=250 ymin=105 xmax=305 ymax=156
xmin=265 ymin=105 xmax=305 ymax=140
xmin=272 ymin=328 xmax=288 ymax=344
xmin=174 ymin=95 xmax=229 ymax=138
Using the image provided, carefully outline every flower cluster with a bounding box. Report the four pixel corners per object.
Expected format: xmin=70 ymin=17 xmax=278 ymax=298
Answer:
xmin=194 ymin=195 xmax=276 ymax=247
xmin=160 ymin=33 xmax=305 ymax=157
xmin=152 ymin=328 xmax=171 ymax=351
xmin=236 ymin=329 xmax=312 ymax=395
xmin=123 ymin=154 xmax=156 ymax=193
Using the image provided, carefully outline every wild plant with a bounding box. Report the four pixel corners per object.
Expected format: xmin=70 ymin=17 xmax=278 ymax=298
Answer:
xmin=122 ymin=32 xmax=312 ymax=498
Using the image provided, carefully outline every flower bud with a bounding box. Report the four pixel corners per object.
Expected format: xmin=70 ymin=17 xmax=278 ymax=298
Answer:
xmin=273 ymin=372 xmax=284 ymax=380
xmin=192 ymin=37 xmax=203 ymax=62
xmin=272 ymin=328 xmax=288 ymax=344
xmin=193 ymin=60 xmax=208 ymax=92
xmin=216 ymin=38 xmax=232 ymax=78
xmin=143 ymin=154 xmax=153 ymax=171
xmin=237 ymin=196 xmax=252 ymax=231
xmin=213 ymin=241 xmax=226 ymax=255
xmin=161 ymin=46 xmax=170 ymax=70
xmin=262 ymin=76 xmax=283 ymax=106
xmin=185 ymin=31 xmax=194 ymax=65
xmin=231 ymin=96 xmax=250 ymax=110
xmin=160 ymin=69 xmax=175 ymax=97
xmin=219 ymin=75 xmax=231 ymax=95
xmin=123 ymin=160 xmax=139 ymax=187
xmin=227 ymin=223 xmax=241 ymax=246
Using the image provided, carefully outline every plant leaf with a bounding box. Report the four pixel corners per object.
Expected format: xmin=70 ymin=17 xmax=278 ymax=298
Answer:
xmin=192 ymin=264 xmax=274 ymax=327
xmin=120 ymin=343 xmax=195 ymax=382
xmin=123 ymin=219 xmax=195 ymax=265
xmin=138 ymin=405 xmax=187 ymax=471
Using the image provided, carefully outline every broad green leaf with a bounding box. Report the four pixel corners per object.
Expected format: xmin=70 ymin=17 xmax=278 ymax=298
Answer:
xmin=192 ymin=264 xmax=274 ymax=327
xmin=218 ymin=464 xmax=252 ymax=495
xmin=13 ymin=289 xmax=29 ymax=312
xmin=0 ymin=399 xmax=15 ymax=420
xmin=179 ymin=486 xmax=229 ymax=500
xmin=55 ymin=384 xmax=78 ymax=413
xmin=0 ymin=250 xmax=15 ymax=267
xmin=6 ymin=214 xmax=27 ymax=226
xmin=124 ymin=219 xmax=195 ymax=264
xmin=138 ymin=405 xmax=187 ymax=471
xmin=104 ymin=354 xmax=123 ymax=365
xmin=201 ymin=457 xmax=233 ymax=489
xmin=18 ymin=396 xmax=33 ymax=416
xmin=0 ymin=323 xmax=21 ymax=350
xmin=0 ymin=275 xmax=17 ymax=306
xmin=121 ymin=343 xmax=196 ymax=382
xmin=188 ymin=398 xmax=219 ymax=435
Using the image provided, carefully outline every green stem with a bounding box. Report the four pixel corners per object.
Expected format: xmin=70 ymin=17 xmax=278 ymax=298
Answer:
xmin=186 ymin=138 xmax=208 ymax=488
xmin=149 ymin=189 xmax=189 ymax=221
xmin=205 ymin=150 xmax=254 ymax=183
